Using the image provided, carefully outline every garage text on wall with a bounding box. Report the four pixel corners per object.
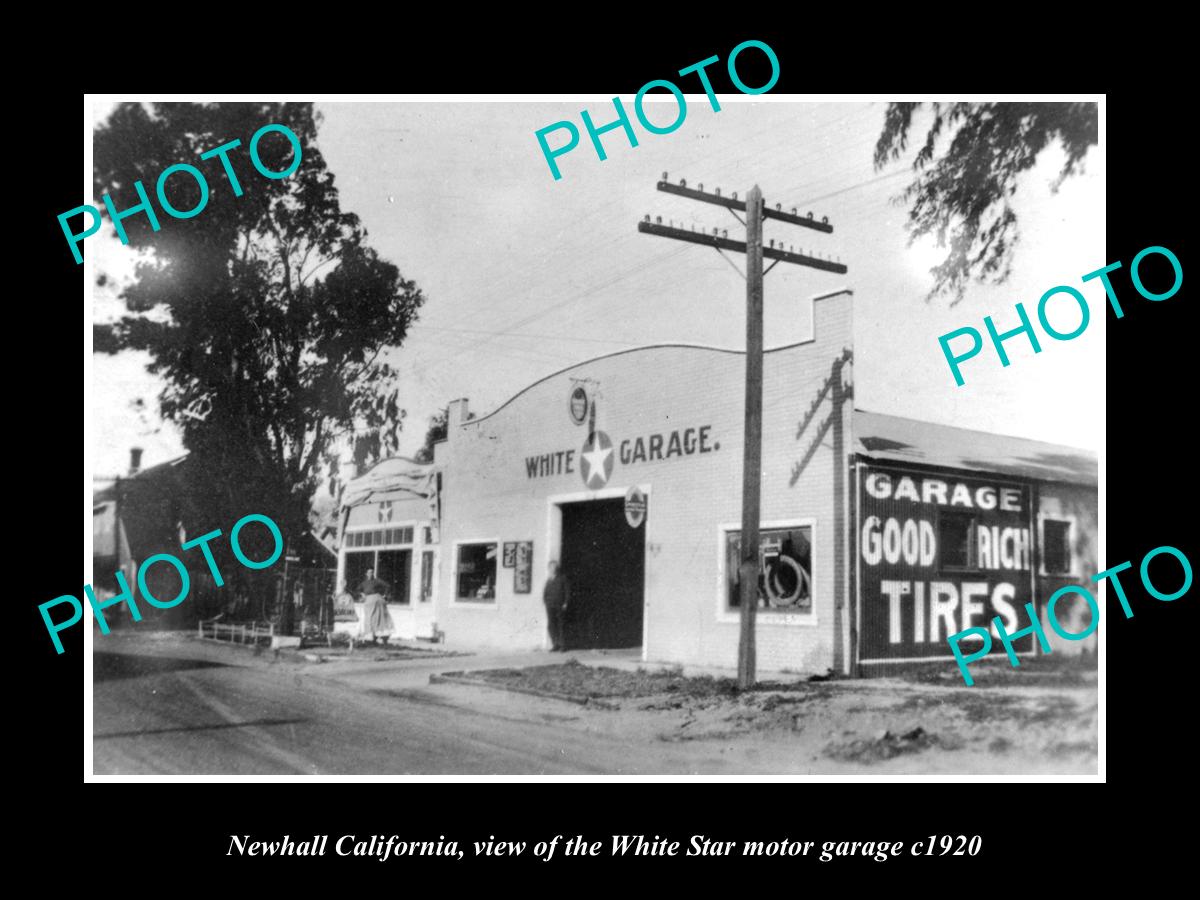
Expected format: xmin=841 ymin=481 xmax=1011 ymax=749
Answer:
xmin=857 ymin=467 xmax=1035 ymax=663
xmin=526 ymin=424 xmax=719 ymax=480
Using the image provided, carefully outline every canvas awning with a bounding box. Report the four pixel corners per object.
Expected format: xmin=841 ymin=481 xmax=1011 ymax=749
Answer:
xmin=342 ymin=457 xmax=436 ymax=508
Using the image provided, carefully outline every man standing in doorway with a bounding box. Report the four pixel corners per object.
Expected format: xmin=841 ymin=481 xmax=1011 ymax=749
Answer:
xmin=543 ymin=560 xmax=570 ymax=652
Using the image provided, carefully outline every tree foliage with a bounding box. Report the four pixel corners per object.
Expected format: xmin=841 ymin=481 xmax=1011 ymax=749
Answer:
xmin=413 ymin=407 xmax=479 ymax=463
xmin=94 ymin=102 xmax=425 ymax=545
xmin=413 ymin=408 xmax=449 ymax=464
xmin=874 ymin=102 xmax=1097 ymax=302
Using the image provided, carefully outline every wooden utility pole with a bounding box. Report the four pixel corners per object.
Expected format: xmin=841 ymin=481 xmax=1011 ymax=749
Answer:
xmin=638 ymin=174 xmax=846 ymax=688
xmin=737 ymin=186 xmax=764 ymax=686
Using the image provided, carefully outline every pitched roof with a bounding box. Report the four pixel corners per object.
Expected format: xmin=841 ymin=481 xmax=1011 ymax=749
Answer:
xmin=94 ymin=454 xmax=337 ymax=567
xmin=853 ymin=410 xmax=1097 ymax=486
xmin=93 ymin=456 xmax=192 ymax=561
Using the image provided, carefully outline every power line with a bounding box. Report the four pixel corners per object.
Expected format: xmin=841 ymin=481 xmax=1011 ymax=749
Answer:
xmin=413 ymin=324 xmax=648 ymax=346
xmin=395 ymin=244 xmax=692 ymax=377
xmin=407 ymin=106 xmax=887 ymax=343
xmin=399 ymin=166 xmax=909 ymax=382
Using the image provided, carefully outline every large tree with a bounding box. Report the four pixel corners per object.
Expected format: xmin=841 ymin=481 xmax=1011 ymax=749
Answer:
xmin=874 ymin=102 xmax=1098 ymax=302
xmin=94 ymin=102 xmax=425 ymax=559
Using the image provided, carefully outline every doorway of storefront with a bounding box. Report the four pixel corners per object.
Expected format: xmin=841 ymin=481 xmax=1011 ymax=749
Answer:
xmin=559 ymin=497 xmax=644 ymax=650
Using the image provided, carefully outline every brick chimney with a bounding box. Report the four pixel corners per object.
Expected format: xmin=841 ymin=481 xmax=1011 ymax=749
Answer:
xmin=129 ymin=447 xmax=144 ymax=477
xmin=447 ymin=398 xmax=471 ymax=434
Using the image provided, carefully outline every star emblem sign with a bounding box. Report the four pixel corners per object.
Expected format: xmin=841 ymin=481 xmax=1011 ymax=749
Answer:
xmin=580 ymin=431 xmax=615 ymax=489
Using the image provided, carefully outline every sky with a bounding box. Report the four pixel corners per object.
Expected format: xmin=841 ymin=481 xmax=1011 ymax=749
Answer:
xmin=90 ymin=98 xmax=1105 ymax=482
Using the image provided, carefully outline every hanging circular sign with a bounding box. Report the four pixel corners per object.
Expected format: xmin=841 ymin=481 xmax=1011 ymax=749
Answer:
xmin=579 ymin=430 xmax=614 ymax=489
xmin=624 ymin=486 xmax=647 ymax=528
xmin=568 ymin=385 xmax=589 ymax=425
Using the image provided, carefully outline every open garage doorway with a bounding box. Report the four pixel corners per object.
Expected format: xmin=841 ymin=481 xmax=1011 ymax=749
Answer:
xmin=558 ymin=497 xmax=644 ymax=650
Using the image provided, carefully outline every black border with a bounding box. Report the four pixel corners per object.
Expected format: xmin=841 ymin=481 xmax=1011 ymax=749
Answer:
xmin=33 ymin=24 xmax=1189 ymax=885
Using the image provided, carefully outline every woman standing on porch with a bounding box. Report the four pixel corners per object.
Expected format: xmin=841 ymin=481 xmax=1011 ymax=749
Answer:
xmin=357 ymin=568 xmax=395 ymax=645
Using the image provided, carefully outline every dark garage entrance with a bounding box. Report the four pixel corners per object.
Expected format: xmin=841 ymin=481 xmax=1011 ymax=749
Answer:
xmin=560 ymin=498 xmax=644 ymax=650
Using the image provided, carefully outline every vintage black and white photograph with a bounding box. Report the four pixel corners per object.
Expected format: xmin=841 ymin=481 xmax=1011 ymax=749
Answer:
xmin=85 ymin=96 xmax=1102 ymax=776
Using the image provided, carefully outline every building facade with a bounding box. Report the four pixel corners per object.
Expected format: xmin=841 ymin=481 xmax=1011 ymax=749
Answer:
xmin=335 ymin=458 xmax=441 ymax=640
xmin=345 ymin=288 xmax=1097 ymax=675
xmin=434 ymin=290 xmax=855 ymax=672
xmin=95 ymin=451 xmax=338 ymax=630
xmin=851 ymin=412 xmax=1098 ymax=671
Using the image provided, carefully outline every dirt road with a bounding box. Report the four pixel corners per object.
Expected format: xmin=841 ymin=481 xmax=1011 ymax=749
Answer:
xmin=91 ymin=632 xmax=1097 ymax=775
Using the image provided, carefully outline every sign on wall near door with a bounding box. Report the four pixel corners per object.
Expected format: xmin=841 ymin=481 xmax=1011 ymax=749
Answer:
xmin=514 ymin=542 xmax=534 ymax=594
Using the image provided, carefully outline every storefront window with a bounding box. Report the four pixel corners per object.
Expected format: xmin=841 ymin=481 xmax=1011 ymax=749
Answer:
xmin=725 ymin=525 xmax=813 ymax=613
xmin=377 ymin=549 xmax=412 ymax=605
xmin=344 ymin=551 xmax=375 ymax=595
xmin=347 ymin=527 xmax=414 ymax=549
xmin=345 ymin=547 xmax=412 ymax=604
xmin=1042 ymin=519 xmax=1072 ymax=574
xmin=939 ymin=512 xmax=974 ymax=568
xmin=457 ymin=542 xmax=497 ymax=602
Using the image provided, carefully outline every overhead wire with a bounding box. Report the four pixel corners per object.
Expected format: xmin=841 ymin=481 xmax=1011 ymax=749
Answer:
xmin=411 ymin=105 xmax=884 ymax=325
xmin=395 ymin=103 xmax=919 ymax=386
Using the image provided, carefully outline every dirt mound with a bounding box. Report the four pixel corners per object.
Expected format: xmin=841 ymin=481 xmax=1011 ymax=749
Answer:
xmin=824 ymin=726 xmax=963 ymax=763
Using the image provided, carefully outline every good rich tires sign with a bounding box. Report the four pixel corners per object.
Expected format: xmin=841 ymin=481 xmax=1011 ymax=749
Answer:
xmin=856 ymin=464 xmax=1035 ymax=664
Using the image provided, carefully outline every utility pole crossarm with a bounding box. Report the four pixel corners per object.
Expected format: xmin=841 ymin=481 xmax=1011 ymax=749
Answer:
xmin=637 ymin=222 xmax=847 ymax=274
xmin=655 ymin=180 xmax=835 ymax=233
